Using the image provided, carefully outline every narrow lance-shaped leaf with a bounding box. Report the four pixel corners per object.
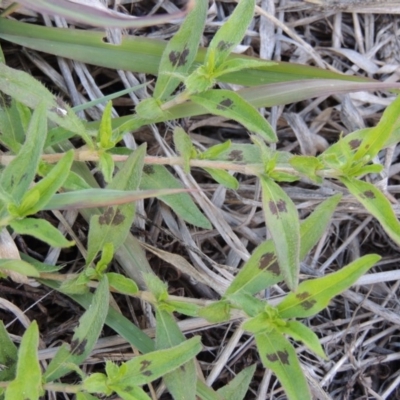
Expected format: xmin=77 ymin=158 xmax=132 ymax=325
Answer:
xmin=140 ymin=164 xmax=212 ymax=229
xmin=0 ymin=321 xmax=18 ymax=382
xmin=353 ymin=95 xmax=400 ymax=162
xmin=97 ymin=101 xmax=114 ymax=150
xmin=10 ymin=218 xmax=75 ymax=248
xmin=0 ymin=99 xmax=30 ymax=153
xmin=191 ymin=90 xmax=277 ymax=143
xmin=225 ymin=194 xmax=342 ymax=296
xmin=260 ymin=176 xmax=300 ymax=291
xmin=154 ymin=0 xmax=207 ymax=101
xmin=0 ymin=63 xmax=91 ymax=145
xmin=13 ymin=150 xmax=74 ymax=216
xmin=254 ymin=330 xmax=311 ymax=400
xmin=155 ymin=308 xmax=198 ymax=400
xmin=5 ymin=321 xmax=43 ymax=400
xmin=44 ymin=276 xmax=110 ymax=381
xmin=0 ymin=259 xmax=40 ymax=278
xmin=86 ymin=145 xmax=145 ymax=266
xmin=205 ymin=0 xmax=256 ymax=70
xmin=277 ymin=254 xmax=380 ymax=319
xmin=173 ymin=127 xmax=193 ymax=174
xmin=340 ymin=177 xmax=400 ymax=246
xmin=276 ymin=321 xmax=327 ymax=360
xmin=216 ymin=364 xmax=256 ymax=400
xmin=0 ymin=102 xmax=47 ymax=203
xmin=203 ymin=167 xmax=239 ymax=190
xmin=108 ymin=336 xmax=202 ymax=388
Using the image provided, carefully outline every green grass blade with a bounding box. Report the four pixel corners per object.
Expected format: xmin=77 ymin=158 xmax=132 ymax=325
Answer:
xmin=0 ymin=19 xmax=372 ymax=85
xmin=15 ymin=0 xmax=190 ymax=29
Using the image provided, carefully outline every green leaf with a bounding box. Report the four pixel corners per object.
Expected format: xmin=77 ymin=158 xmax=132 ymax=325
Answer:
xmin=340 ymin=177 xmax=400 ymax=245
xmin=0 ymin=321 xmax=18 ymax=382
xmin=198 ymin=300 xmax=231 ymax=323
xmin=0 ymin=259 xmax=40 ymax=278
xmin=205 ymin=0 xmax=256 ymax=70
xmin=107 ymin=272 xmax=139 ymax=296
xmin=99 ymin=152 xmax=115 ymax=183
xmin=0 ymin=102 xmax=47 ymax=203
xmin=277 ymin=254 xmax=380 ymax=319
xmin=155 ymin=309 xmax=197 ymax=400
xmin=225 ymin=194 xmax=341 ymax=297
xmin=200 ymin=140 xmax=233 ymax=160
xmin=226 ymin=292 xmax=265 ymax=318
xmin=86 ymin=145 xmax=144 ymax=265
xmin=10 ymin=218 xmax=75 ymax=248
xmin=5 ymin=321 xmax=43 ymax=400
xmin=76 ymin=393 xmax=100 ymax=400
xmin=95 ymin=242 xmax=114 ymax=274
xmin=0 ymin=63 xmax=92 ymax=145
xmin=41 ymin=278 xmax=155 ymax=354
xmin=289 ymin=156 xmax=323 ymax=183
xmin=97 ymin=101 xmax=114 ymax=150
xmin=255 ymin=330 xmax=311 ymax=400
xmin=116 ymin=386 xmax=152 ymax=400
xmin=203 ymin=168 xmax=239 ymax=190
xmin=191 ymin=90 xmax=277 ymax=143
xmin=154 ymin=0 xmax=207 ymax=101
xmin=216 ymin=364 xmax=256 ymax=400
xmin=353 ymin=95 xmax=400 ymax=162
xmin=0 ymin=99 xmax=29 ymax=153
xmin=83 ymin=372 xmax=110 ymax=395
xmin=276 ymin=321 xmax=327 ymax=360
xmin=143 ymin=273 xmax=169 ymax=302
xmin=196 ymin=381 xmax=224 ymax=400
xmin=44 ymin=276 xmax=110 ymax=381
xmin=260 ymin=176 xmax=300 ymax=291
xmin=15 ymin=150 xmax=74 ymax=216
xmin=140 ymin=164 xmax=211 ymax=229
xmin=109 ymin=336 xmax=202 ymax=387
xmin=173 ymin=127 xmax=193 ymax=174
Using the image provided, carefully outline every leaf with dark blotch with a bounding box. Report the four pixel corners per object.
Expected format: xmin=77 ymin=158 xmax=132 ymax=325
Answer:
xmin=109 ymin=336 xmax=202 ymax=387
xmin=44 ymin=277 xmax=110 ymax=382
xmin=255 ymin=330 xmax=311 ymax=400
xmin=204 ymin=0 xmax=256 ymax=70
xmin=154 ymin=0 xmax=207 ymax=101
xmin=340 ymin=177 xmax=400 ymax=246
xmin=277 ymin=254 xmax=380 ymax=319
xmin=86 ymin=145 xmax=145 ymax=266
xmin=191 ymin=90 xmax=277 ymax=143
xmin=261 ymin=177 xmax=300 ymax=291
xmin=225 ymin=194 xmax=342 ymax=297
